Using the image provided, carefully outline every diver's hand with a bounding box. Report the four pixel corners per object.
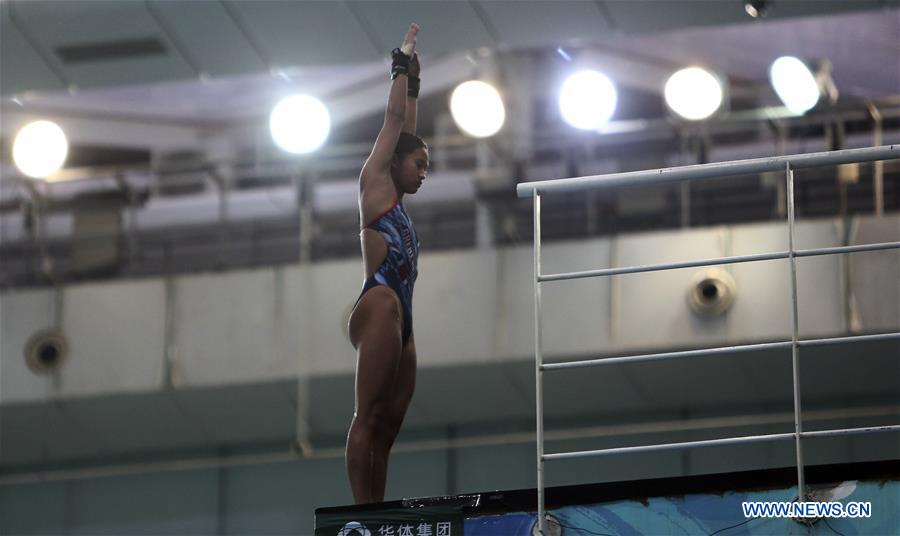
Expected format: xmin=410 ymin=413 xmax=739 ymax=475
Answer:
xmin=400 ymin=23 xmax=419 ymax=57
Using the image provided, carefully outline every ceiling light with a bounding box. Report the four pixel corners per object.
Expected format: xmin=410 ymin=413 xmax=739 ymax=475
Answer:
xmin=449 ymin=80 xmax=506 ymax=138
xmin=559 ymin=70 xmax=617 ymax=130
xmin=664 ymin=67 xmax=723 ymax=121
xmin=269 ymin=95 xmax=330 ymax=155
xmin=769 ymin=56 xmax=820 ymax=115
xmin=13 ymin=120 xmax=69 ymax=179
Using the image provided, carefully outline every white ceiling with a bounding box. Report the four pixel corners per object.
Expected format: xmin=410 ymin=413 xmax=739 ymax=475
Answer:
xmin=0 ymin=2 xmax=898 ymax=154
xmin=612 ymin=8 xmax=900 ymax=100
xmin=2 ymin=1 xmax=897 ymax=97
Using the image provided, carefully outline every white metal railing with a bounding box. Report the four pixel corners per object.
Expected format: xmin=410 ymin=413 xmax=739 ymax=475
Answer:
xmin=516 ymin=144 xmax=900 ymax=535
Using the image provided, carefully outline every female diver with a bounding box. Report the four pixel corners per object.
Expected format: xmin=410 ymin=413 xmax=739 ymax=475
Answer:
xmin=345 ymin=23 xmax=429 ymax=504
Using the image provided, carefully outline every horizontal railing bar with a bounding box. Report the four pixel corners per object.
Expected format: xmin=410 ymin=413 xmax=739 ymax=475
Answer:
xmin=798 ymin=331 xmax=900 ymax=347
xmin=539 ymin=241 xmax=900 ymax=283
xmin=795 ymin=241 xmax=900 ymax=257
xmin=540 ymin=251 xmax=787 ymax=282
xmin=542 ymin=341 xmax=793 ymax=370
xmin=542 ymin=331 xmax=900 ymax=371
xmin=543 ymin=424 xmax=900 ymax=461
xmin=543 ymin=432 xmax=795 ymax=461
xmin=517 ymin=145 xmax=900 ymax=197
xmin=801 ymin=425 xmax=900 ymax=439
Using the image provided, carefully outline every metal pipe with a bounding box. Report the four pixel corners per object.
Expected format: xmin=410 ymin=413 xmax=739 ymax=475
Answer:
xmin=297 ymin=170 xmax=314 ymax=264
xmin=294 ymin=167 xmax=314 ymax=455
xmin=533 ymin=191 xmax=547 ymax=536
xmin=540 ymin=251 xmax=789 ymax=282
xmin=798 ymin=331 xmax=900 ymax=347
xmin=867 ymin=102 xmax=884 ymax=216
xmin=795 ymin=242 xmax=900 ymax=257
xmin=542 ymin=424 xmax=900 ymax=462
xmin=516 ymin=145 xmax=899 ymax=198
xmin=541 ymin=331 xmax=900 ymax=372
xmin=801 ymin=425 xmax=900 ymax=439
xmin=542 ymin=341 xmax=793 ymax=371
xmin=543 ymin=432 xmax=797 ymax=461
xmin=786 ymin=162 xmax=807 ymax=501
xmin=538 ymin=241 xmax=900 ymax=283
xmin=163 ymin=277 xmax=177 ymax=389
xmin=205 ymin=170 xmax=229 ymax=267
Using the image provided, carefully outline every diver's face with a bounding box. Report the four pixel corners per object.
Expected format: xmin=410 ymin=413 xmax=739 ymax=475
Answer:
xmin=392 ymin=147 xmax=429 ymax=194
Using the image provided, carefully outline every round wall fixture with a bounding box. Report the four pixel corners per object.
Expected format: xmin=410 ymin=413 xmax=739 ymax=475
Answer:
xmin=688 ymin=268 xmax=736 ymax=317
xmin=24 ymin=329 xmax=69 ymax=373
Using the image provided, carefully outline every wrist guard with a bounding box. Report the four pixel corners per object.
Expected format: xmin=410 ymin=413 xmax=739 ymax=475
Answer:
xmin=391 ymin=48 xmax=410 ymax=80
xmin=407 ymin=76 xmax=420 ymax=98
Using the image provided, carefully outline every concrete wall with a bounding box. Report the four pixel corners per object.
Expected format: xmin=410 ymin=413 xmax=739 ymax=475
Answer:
xmin=2 ymin=215 xmax=897 ymax=404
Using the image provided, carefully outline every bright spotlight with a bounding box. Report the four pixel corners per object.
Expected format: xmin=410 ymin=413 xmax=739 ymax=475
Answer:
xmin=559 ymin=70 xmax=617 ymax=130
xmin=664 ymin=67 xmax=723 ymax=121
xmin=269 ymin=95 xmax=330 ymax=154
xmin=769 ymin=56 xmax=820 ymax=115
xmin=13 ymin=120 xmax=69 ymax=179
xmin=449 ymin=80 xmax=505 ymax=138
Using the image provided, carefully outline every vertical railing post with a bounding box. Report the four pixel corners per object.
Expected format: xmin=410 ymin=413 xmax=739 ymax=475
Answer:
xmin=533 ymin=190 xmax=547 ymax=535
xmin=786 ymin=162 xmax=807 ymax=500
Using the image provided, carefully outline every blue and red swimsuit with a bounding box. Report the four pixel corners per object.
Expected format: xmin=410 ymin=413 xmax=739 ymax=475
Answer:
xmin=356 ymin=199 xmax=419 ymax=346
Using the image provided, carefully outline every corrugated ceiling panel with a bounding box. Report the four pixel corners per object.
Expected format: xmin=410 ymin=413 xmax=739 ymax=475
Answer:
xmin=347 ymin=0 xmax=495 ymax=57
xmin=13 ymin=0 xmax=194 ymax=89
xmin=604 ymin=0 xmax=746 ymax=34
xmin=476 ymin=0 xmax=613 ymax=50
xmin=0 ymin=4 xmax=65 ymax=95
xmin=150 ymin=1 xmax=266 ymax=77
xmin=226 ymin=0 xmax=379 ymax=67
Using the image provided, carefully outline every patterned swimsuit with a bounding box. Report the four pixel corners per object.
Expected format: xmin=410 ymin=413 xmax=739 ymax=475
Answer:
xmin=356 ymin=199 xmax=419 ymax=346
